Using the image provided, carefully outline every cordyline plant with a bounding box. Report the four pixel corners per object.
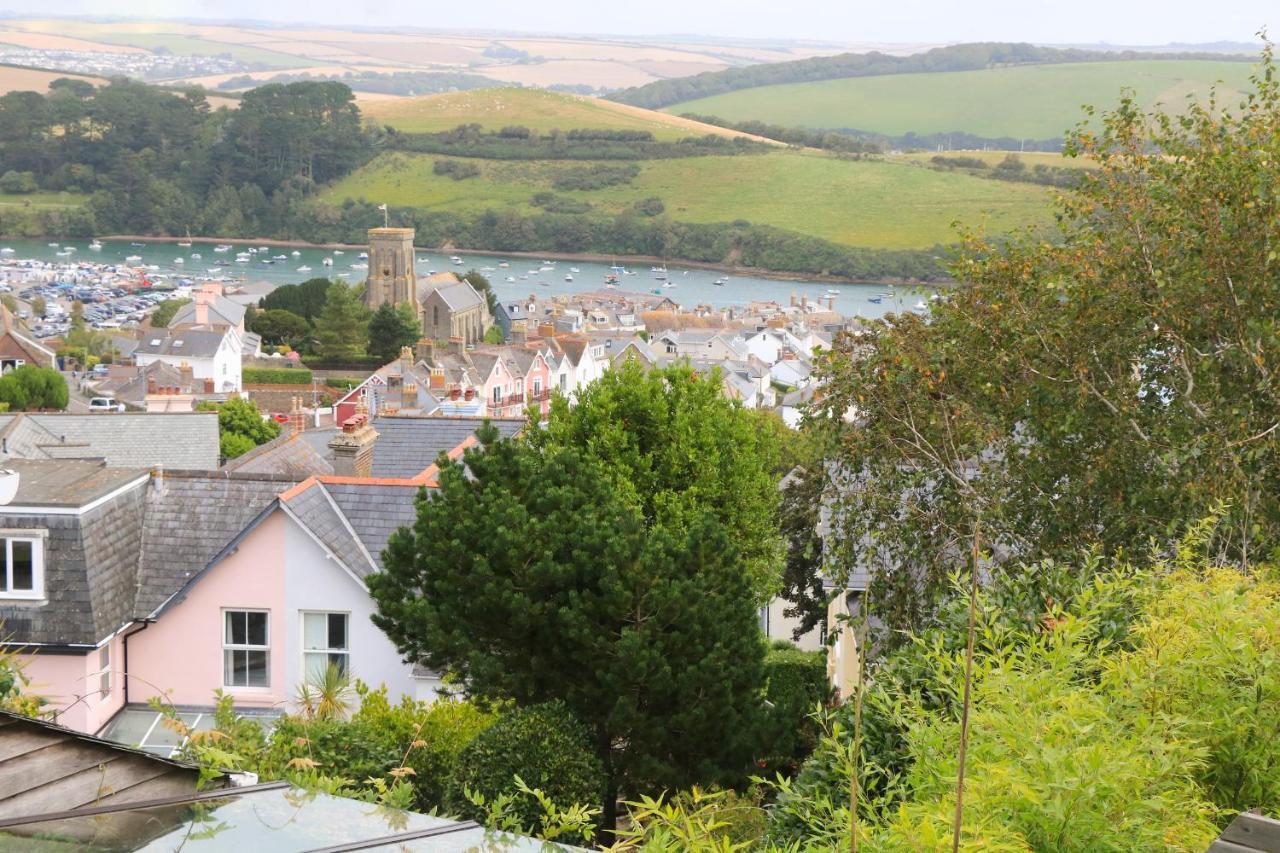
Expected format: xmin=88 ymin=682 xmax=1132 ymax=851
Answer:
xmin=813 ymin=41 xmax=1280 ymax=638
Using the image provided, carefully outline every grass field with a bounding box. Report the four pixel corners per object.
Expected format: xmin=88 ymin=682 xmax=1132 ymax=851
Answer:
xmin=666 ymin=60 xmax=1260 ymax=140
xmin=362 ymin=88 xmax=761 ymax=142
xmin=0 ymin=64 xmax=103 ymax=95
xmin=321 ymin=149 xmax=1053 ymax=249
xmin=0 ymin=191 xmax=87 ymax=208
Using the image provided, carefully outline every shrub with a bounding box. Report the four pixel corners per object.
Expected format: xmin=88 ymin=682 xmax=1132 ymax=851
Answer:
xmin=446 ymin=702 xmax=604 ymax=827
xmin=263 ymin=684 xmax=496 ymax=811
xmin=756 ymin=642 xmax=830 ymax=774
xmin=243 ymin=366 xmax=313 ymax=385
xmin=324 ymin=376 xmax=362 ymax=389
xmin=550 ymin=163 xmax=640 ymax=191
xmin=433 ymin=159 xmax=481 ymax=180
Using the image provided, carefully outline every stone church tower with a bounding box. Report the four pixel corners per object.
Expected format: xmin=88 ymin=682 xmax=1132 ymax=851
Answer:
xmin=363 ymin=227 xmax=417 ymax=314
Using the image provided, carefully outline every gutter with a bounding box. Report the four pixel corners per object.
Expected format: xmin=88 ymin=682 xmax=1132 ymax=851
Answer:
xmin=120 ymin=619 xmax=153 ymax=706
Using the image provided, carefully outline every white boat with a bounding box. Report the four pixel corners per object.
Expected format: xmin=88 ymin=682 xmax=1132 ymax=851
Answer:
xmin=191 ymin=253 xmax=202 ymax=260
xmin=498 ymin=262 xmax=509 ymax=268
xmin=0 ymin=248 xmax=13 ymax=255
xmin=248 ymin=247 xmax=258 ymax=254
xmin=297 ymin=265 xmax=312 ymax=273
xmin=505 ymin=276 xmax=516 ymax=282
xmin=47 ymin=242 xmax=58 ymax=247
xmin=713 ymin=278 xmax=727 ymax=286
xmin=174 ymin=258 xmax=184 ymax=264
xmin=273 ymin=254 xmax=288 ymax=260
xmin=539 ymin=265 xmax=554 ymax=272
xmin=88 ymin=241 xmax=102 ymax=250
xmin=569 ymin=267 xmax=580 ymax=273
xmin=291 ymin=250 xmax=301 ymax=257
xmin=915 ymin=301 xmax=928 ymax=310
xmin=336 ymin=272 xmax=350 ymax=277
xmin=258 ymin=246 xmax=269 ymax=253
xmin=450 ymin=255 xmax=463 ymax=265
xmin=322 ymin=257 xmax=333 ymax=267
xmin=55 ymin=250 xmax=72 ymax=257
xmin=125 ymin=255 xmax=142 ymax=263
xmin=350 ymin=262 xmax=367 ymax=270
xmin=663 ymin=281 xmax=676 ymax=288
xmin=178 ymin=241 xmax=192 ymax=248
xmin=564 ymin=274 xmax=574 ymax=282
xmin=214 ymin=245 xmax=231 ymax=253
xmin=334 ymin=250 xmax=344 ymax=255
xmin=826 ymin=289 xmax=840 ymax=296
xmin=358 ymin=252 xmax=368 ymax=260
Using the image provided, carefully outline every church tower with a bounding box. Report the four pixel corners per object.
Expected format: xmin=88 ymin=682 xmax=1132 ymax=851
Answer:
xmin=363 ymin=227 xmax=418 ymax=314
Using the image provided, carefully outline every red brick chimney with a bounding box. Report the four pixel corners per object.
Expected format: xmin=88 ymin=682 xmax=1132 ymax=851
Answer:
xmin=328 ymin=411 xmax=378 ymax=478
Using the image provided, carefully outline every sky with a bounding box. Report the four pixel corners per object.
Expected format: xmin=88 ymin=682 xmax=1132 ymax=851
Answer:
xmin=3 ymin=0 xmax=1273 ymax=46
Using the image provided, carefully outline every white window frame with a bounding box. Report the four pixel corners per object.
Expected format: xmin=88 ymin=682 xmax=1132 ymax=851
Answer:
xmin=0 ymin=533 xmax=43 ymax=600
xmin=222 ymin=609 xmax=271 ymax=689
xmin=98 ymin=643 xmax=111 ymax=700
xmin=301 ymin=610 xmax=350 ymax=682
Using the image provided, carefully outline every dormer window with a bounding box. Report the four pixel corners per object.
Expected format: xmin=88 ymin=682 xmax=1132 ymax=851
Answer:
xmin=0 ymin=534 xmax=43 ymax=599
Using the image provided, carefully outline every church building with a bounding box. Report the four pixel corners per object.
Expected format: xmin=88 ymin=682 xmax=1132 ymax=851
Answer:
xmin=362 ymin=227 xmax=492 ymax=346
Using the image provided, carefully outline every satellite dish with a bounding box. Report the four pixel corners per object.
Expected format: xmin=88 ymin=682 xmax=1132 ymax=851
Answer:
xmin=0 ymin=469 xmax=19 ymax=506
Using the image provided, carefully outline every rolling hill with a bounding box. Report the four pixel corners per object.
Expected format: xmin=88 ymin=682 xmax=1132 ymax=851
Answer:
xmin=321 ymin=148 xmax=1053 ymax=251
xmin=361 ymin=88 xmax=768 ymax=142
xmin=664 ymin=59 xmax=1258 ymax=141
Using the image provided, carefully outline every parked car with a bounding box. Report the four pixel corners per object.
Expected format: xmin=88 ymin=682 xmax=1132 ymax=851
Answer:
xmin=88 ymin=397 xmax=125 ymax=413
xmin=271 ymin=413 xmax=290 ymax=423
xmin=91 ymin=364 xmax=110 ymax=377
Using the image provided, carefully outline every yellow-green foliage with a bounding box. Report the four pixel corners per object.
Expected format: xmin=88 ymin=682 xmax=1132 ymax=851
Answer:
xmin=1104 ymin=567 xmax=1280 ymax=816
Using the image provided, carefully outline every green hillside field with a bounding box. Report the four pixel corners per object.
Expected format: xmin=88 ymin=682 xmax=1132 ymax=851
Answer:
xmin=665 ymin=60 xmax=1259 ymax=140
xmin=320 ymin=149 xmax=1053 ymax=250
xmin=363 ymin=88 xmax=764 ymax=142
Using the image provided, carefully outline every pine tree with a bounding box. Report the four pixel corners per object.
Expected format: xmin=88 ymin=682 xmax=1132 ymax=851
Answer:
xmin=370 ymin=423 xmax=766 ymax=836
xmin=366 ymin=301 xmax=421 ymax=363
xmin=313 ymin=281 xmax=370 ymax=362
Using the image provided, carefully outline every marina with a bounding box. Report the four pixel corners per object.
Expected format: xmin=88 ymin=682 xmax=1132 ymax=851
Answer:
xmin=0 ymin=238 xmax=933 ymax=318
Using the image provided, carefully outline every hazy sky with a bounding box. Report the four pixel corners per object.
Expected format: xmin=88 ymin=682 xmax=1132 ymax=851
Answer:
xmin=7 ymin=0 xmax=1274 ymax=46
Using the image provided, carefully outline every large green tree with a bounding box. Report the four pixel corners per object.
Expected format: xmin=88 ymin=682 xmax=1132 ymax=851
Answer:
xmin=250 ymin=308 xmax=311 ymax=350
xmin=369 ymin=423 xmax=766 ymax=837
xmin=313 ymin=281 xmax=370 ymax=362
xmin=528 ymin=360 xmax=785 ymax=602
xmin=0 ymin=366 xmax=67 ymax=411
xmin=366 ymin=301 xmax=421 ymax=363
xmin=206 ymin=397 xmax=280 ymax=459
xmin=814 ymin=50 xmax=1280 ymax=634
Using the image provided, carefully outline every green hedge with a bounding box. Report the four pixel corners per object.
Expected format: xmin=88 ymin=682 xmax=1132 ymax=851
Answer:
xmin=756 ymin=643 xmax=831 ymax=774
xmin=243 ymin=366 xmax=313 ymax=385
xmin=445 ymin=701 xmax=604 ymax=825
xmin=325 ymin=376 xmax=363 ymax=390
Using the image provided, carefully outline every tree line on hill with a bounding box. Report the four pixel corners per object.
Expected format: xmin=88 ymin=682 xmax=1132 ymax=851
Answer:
xmin=609 ymin=41 xmax=1256 ymax=110
xmin=384 ymin=123 xmax=767 ymax=161
xmin=0 ymin=77 xmax=372 ymax=237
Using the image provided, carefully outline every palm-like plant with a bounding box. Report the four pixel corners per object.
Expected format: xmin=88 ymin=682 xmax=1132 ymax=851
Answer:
xmin=295 ymin=663 xmax=355 ymax=721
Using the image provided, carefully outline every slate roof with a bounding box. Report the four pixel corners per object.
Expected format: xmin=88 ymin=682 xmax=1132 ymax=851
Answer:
xmin=223 ymin=431 xmax=334 ymax=478
xmin=0 ymin=461 xmax=149 ymax=647
xmin=282 ymin=480 xmax=377 ymax=576
xmin=135 ymin=471 xmax=298 ymax=618
xmin=323 ymin=481 xmax=423 ymax=570
xmin=367 ymin=415 xmax=523 ymax=479
xmin=423 ymin=280 xmax=483 ymax=312
xmin=0 ymin=413 xmax=220 ymax=470
xmin=134 ymin=329 xmax=229 ymax=359
xmin=169 ymin=295 xmax=246 ymax=329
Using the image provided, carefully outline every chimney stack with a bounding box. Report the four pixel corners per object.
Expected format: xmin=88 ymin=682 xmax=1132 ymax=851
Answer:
xmin=450 ymin=335 xmax=465 ymax=355
xmin=399 ymin=347 xmax=416 ymax=410
xmin=193 ymin=289 xmax=212 ymax=326
xmin=511 ymin=321 xmax=527 ymax=345
xmin=328 ymin=408 xmax=378 ymax=478
xmin=291 ymin=395 xmax=304 ymax=436
xmin=429 ymin=366 xmax=445 ymax=390
xmin=789 ymin=293 xmax=797 ymax=308
xmin=415 ymin=338 xmax=435 ymax=365
xmin=179 ymin=363 xmax=194 ymax=388
xmin=147 ymin=376 xmax=158 ymax=395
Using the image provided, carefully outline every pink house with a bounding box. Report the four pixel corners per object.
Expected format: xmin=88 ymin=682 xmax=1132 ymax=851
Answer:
xmin=3 ymin=457 xmax=443 ymax=740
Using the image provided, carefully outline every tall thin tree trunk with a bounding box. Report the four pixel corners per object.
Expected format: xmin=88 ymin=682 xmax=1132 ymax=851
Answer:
xmin=951 ymin=519 xmax=981 ymax=853
xmin=850 ymin=585 xmax=871 ymax=853
xmin=596 ymin=728 xmax=618 ymax=847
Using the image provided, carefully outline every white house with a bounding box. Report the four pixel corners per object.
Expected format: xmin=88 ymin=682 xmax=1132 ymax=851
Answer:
xmin=134 ymin=327 xmax=243 ymax=393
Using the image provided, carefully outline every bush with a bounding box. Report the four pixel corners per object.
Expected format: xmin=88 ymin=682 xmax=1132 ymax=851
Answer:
xmin=324 ymin=376 xmax=362 ymax=389
xmin=0 ymin=365 xmax=68 ymax=411
xmin=0 ymin=170 xmax=38 ymax=194
xmin=243 ymin=366 xmax=313 ymax=385
xmin=757 ymin=643 xmax=830 ymax=774
xmin=433 ymin=159 xmax=481 ymax=180
xmin=446 ymin=702 xmax=605 ymax=826
xmin=550 ymin=163 xmax=640 ymax=191
xmin=263 ymin=685 xmax=496 ymax=811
